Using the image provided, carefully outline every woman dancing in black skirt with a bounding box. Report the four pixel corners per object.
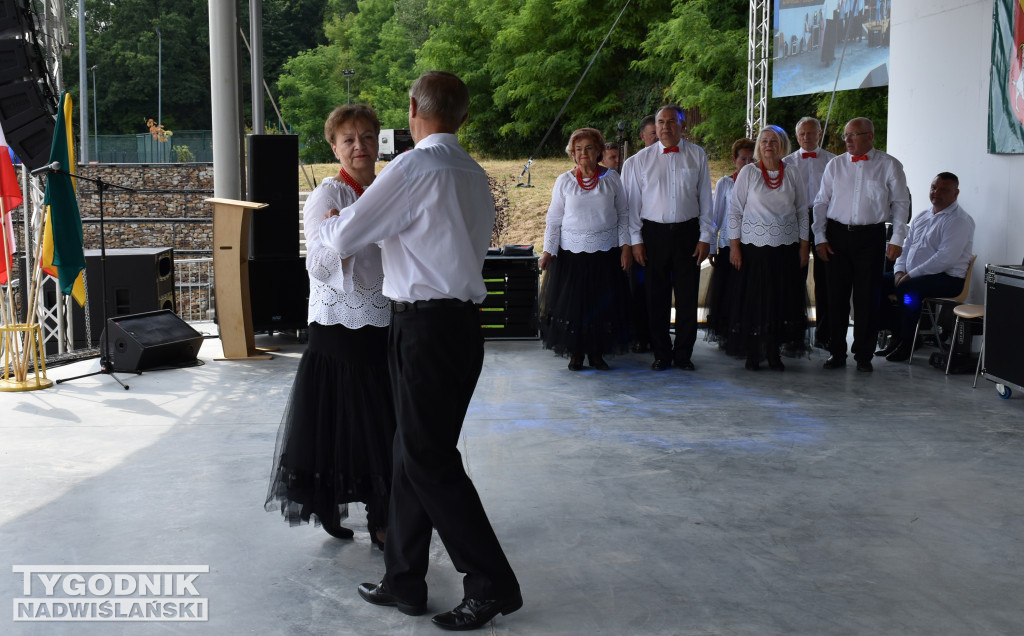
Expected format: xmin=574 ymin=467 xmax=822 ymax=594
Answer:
xmin=265 ymin=104 xmax=393 ymax=549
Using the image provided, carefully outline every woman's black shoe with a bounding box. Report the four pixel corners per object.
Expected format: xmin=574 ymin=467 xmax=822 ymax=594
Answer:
xmin=321 ymin=520 xmax=354 ymax=539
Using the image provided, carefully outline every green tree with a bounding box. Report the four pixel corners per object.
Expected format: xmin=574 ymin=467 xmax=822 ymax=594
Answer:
xmin=485 ymin=0 xmax=672 ymax=156
xmin=635 ymin=0 xmax=748 ymax=156
xmin=277 ymin=45 xmax=352 ymax=162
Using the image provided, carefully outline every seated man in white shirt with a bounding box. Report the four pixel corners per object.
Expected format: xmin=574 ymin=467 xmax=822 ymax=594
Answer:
xmin=876 ymin=172 xmax=975 ymax=362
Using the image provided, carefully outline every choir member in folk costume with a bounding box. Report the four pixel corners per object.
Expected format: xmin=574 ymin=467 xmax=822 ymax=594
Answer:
xmin=622 ymin=105 xmax=715 ymax=371
xmin=813 ymin=117 xmax=910 ymax=373
xmin=539 ymin=127 xmax=633 ymax=371
xmin=783 ymin=116 xmax=837 ymax=350
xmin=727 ymin=125 xmax=810 ymax=371
xmin=266 ymin=104 xmax=394 ymax=551
xmin=704 ymin=137 xmax=755 ymax=352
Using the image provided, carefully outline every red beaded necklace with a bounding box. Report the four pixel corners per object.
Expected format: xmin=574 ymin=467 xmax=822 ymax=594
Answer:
xmin=575 ymin=167 xmax=600 ymax=191
xmin=758 ymin=161 xmax=784 ymax=190
xmin=338 ymin=167 xmax=366 ymax=197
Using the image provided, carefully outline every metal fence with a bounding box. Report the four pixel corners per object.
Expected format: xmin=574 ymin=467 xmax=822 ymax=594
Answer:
xmin=174 ymin=257 xmax=215 ymax=323
xmin=89 ymin=131 xmax=214 ymax=164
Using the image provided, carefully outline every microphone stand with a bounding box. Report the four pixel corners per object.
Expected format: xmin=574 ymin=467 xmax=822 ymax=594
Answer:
xmin=52 ymin=168 xmax=138 ymax=390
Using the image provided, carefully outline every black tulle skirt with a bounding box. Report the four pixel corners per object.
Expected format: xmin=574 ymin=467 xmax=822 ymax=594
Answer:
xmin=727 ymin=243 xmax=808 ymax=357
xmin=704 ymin=246 xmax=738 ymax=347
xmin=265 ymin=322 xmax=395 ymax=535
xmin=539 ymin=248 xmax=632 ymax=357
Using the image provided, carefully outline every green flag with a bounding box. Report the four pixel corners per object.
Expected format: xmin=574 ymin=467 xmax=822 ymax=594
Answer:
xmin=42 ymin=91 xmax=85 ymax=298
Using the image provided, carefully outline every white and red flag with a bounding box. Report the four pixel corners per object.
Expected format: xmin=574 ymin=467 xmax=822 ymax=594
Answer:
xmin=0 ymin=120 xmax=23 ymax=285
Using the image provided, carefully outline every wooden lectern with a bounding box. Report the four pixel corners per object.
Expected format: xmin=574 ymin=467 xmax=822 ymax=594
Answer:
xmin=207 ymin=198 xmax=274 ymax=360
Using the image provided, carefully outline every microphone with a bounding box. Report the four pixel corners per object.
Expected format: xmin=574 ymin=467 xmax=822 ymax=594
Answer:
xmin=617 ymin=121 xmax=625 ymax=131
xmin=31 ymin=161 xmax=62 ymax=176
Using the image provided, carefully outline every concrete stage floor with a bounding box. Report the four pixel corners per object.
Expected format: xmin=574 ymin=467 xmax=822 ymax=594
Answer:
xmin=1 ymin=332 xmax=1022 ymax=635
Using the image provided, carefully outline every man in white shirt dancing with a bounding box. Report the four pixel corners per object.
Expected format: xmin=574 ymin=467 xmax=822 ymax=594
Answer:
xmin=812 ymin=117 xmax=910 ymax=372
xmin=622 ymin=105 xmax=714 ymax=371
xmin=876 ymin=172 xmax=974 ymax=362
xmin=320 ymin=71 xmax=521 ymax=632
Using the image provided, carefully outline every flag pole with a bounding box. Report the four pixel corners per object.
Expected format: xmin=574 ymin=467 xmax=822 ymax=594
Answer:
xmin=0 ymin=199 xmax=24 ymax=381
xmin=19 ymin=206 xmax=51 ymax=380
xmin=0 ymin=199 xmax=15 ymax=326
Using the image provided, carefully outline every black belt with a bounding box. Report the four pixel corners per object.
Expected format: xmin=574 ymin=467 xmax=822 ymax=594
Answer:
xmin=827 ymin=219 xmax=884 ymax=232
xmin=642 ymin=218 xmax=698 ymax=229
xmin=391 ymin=299 xmax=476 ymax=313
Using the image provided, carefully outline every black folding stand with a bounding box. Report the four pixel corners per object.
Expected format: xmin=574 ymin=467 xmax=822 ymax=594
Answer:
xmin=52 ymin=169 xmax=139 ymax=390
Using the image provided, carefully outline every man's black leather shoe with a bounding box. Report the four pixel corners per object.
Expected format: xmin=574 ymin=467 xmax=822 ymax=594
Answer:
xmin=357 ymin=581 xmax=427 ymax=616
xmin=822 ymin=356 xmax=846 ymax=369
xmin=651 ymin=359 xmax=671 ymax=371
xmin=675 ymin=359 xmax=696 ymax=371
xmin=856 ymin=360 xmax=874 ymax=372
xmin=431 ymin=594 xmax=523 ymax=631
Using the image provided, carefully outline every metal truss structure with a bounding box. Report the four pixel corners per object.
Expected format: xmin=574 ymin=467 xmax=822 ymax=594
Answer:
xmin=746 ymin=0 xmax=770 ymax=138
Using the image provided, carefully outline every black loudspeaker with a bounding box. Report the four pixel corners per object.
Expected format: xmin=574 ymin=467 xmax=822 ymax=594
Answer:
xmin=101 ymin=310 xmax=203 ymax=372
xmin=0 ymin=0 xmax=30 ymax=37
xmin=72 ymin=248 xmax=176 ymax=348
xmin=247 ymin=134 xmax=299 ymax=258
xmin=0 ymin=0 xmax=56 ymax=170
xmin=248 ymin=257 xmax=308 ymax=332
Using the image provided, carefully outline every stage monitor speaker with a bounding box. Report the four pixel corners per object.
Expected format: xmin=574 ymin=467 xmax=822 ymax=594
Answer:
xmin=0 ymin=78 xmax=55 ymax=169
xmin=248 ymin=257 xmax=308 ymax=332
xmin=72 ymin=248 xmax=177 ymax=348
xmin=101 ymin=310 xmax=203 ymax=372
xmin=247 ymin=134 xmax=299 ymax=258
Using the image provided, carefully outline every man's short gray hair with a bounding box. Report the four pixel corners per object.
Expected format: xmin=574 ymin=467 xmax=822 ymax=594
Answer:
xmin=796 ymin=116 xmax=821 ymax=131
xmin=409 ymin=71 xmax=469 ymax=130
xmin=846 ymin=117 xmax=874 ymax=133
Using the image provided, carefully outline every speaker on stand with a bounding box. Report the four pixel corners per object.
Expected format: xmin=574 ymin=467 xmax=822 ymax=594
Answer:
xmin=65 ymin=247 xmax=177 ymax=350
xmin=246 ymin=134 xmax=307 ymax=335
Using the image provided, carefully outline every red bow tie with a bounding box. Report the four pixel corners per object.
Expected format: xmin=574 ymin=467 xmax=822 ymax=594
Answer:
xmin=802 ymin=152 xmax=817 ymax=158
xmin=663 ymin=146 xmax=679 ymax=154
xmin=851 ymin=154 xmax=869 ymax=162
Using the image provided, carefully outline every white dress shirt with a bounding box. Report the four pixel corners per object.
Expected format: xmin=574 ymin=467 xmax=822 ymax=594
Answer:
xmin=304 ymin=177 xmax=390 ymax=328
xmin=894 ymin=201 xmax=975 ymax=279
xmin=319 ymin=133 xmax=496 ymax=303
xmin=542 ymin=169 xmax=629 ymax=255
xmin=621 ymin=140 xmax=714 ymax=245
xmin=711 ymin=174 xmax=736 ymax=253
xmin=811 ymin=147 xmax=910 ymax=246
xmin=727 ymin=163 xmax=809 ymax=247
xmin=782 ymin=146 xmax=836 ymax=208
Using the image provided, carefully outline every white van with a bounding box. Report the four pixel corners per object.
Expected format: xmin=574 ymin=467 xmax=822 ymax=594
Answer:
xmin=378 ymin=129 xmax=414 ymax=161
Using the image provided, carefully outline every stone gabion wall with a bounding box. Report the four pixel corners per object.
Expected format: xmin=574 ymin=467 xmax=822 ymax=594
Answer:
xmin=76 ymin=163 xmax=215 ymax=254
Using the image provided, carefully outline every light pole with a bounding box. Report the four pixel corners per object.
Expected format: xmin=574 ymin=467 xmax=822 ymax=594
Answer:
xmin=90 ymin=65 xmax=98 ymax=162
xmin=342 ymin=69 xmax=355 ymax=104
xmin=156 ymin=26 xmax=162 ymax=127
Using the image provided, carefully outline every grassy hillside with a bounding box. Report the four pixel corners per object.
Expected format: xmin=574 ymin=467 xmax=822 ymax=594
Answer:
xmin=301 ymin=156 xmax=734 ymax=251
